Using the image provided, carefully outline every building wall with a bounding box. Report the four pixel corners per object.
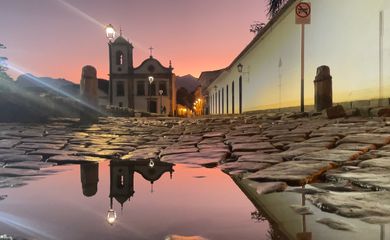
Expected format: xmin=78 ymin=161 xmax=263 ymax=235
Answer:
xmin=112 ymin=78 xmax=129 ymax=107
xmin=209 ymin=0 xmax=390 ymax=114
xmin=133 ymin=77 xmax=172 ymax=114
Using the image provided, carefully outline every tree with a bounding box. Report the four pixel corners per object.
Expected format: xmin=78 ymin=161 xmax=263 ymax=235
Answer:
xmin=176 ymin=87 xmax=195 ymax=109
xmin=266 ymin=0 xmax=289 ymax=18
xmin=250 ymin=21 xmax=265 ymax=35
xmin=0 ymin=43 xmax=12 ymax=83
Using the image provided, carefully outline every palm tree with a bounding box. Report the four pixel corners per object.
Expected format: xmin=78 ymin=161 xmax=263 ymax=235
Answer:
xmin=267 ymin=0 xmax=290 ymax=18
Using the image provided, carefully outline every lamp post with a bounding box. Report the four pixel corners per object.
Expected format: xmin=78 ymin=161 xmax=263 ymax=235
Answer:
xmin=148 ymin=76 xmax=154 ymax=112
xmin=159 ymin=89 xmax=163 ymax=114
xmin=105 ymin=24 xmax=116 ymax=105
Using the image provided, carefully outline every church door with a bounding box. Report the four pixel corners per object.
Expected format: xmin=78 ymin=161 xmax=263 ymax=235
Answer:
xmin=149 ymin=99 xmax=157 ymax=113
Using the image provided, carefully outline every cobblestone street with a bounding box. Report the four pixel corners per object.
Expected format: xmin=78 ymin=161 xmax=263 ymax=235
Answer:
xmin=1 ymin=113 xmax=390 ymax=231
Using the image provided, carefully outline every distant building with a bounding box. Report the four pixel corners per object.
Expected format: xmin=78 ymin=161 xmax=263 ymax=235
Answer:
xmin=108 ymin=35 xmax=176 ymax=115
xmin=198 ymin=69 xmax=224 ymax=114
xmin=208 ymin=0 xmax=390 ymax=114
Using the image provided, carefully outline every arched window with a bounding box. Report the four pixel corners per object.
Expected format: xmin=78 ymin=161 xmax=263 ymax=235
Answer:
xmin=116 ymin=51 xmax=124 ymax=65
xmin=232 ymin=81 xmax=235 ymax=114
xmin=239 ymin=76 xmax=242 ymax=114
xmin=226 ymin=84 xmax=229 ymax=114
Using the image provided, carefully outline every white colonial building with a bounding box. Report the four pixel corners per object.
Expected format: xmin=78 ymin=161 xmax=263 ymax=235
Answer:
xmin=208 ymin=0 xmax=390 ymax=114
xmin=108 ymin=35 xmax=176 ymax=115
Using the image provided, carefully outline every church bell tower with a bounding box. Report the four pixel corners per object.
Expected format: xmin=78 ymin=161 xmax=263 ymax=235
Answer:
xmin=109 ymin=31 xmax=134 ymax=107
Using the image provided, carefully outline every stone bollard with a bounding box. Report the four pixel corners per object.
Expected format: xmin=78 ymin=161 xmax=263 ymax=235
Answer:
xmin=80 ymin=163 xmax=99 ymax=197
xmin=80 ymin=65 xmax=99 ymax=123
xmin=314 ymin=66 xmax=333 ymax=112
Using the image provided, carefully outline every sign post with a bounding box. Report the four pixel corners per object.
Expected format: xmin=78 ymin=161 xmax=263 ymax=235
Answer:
xmin=295 ymin=2 xmax=311 ymax=112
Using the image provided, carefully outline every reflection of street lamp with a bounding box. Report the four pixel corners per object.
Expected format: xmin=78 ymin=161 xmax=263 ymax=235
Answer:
xmin=105 ymin=24 xmax=116 ymax=42
xmin=159 ymin=89 xmax=163 ymax=114
xmin=148 ymin=76 xmax=154 ymax=112
xmin=149 ymin=159 xmax=155 ymax=168
xmin=106 ymin=198 xmax=117 ymax=225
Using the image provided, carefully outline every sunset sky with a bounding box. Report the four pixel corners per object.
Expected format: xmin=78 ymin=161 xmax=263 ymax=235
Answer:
xmin=1 ymin=0 xmax=269 ymax=83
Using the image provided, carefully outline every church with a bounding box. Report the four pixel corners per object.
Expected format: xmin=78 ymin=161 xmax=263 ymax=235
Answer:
xmin=108 ymin=33 xmax=176 ymax=115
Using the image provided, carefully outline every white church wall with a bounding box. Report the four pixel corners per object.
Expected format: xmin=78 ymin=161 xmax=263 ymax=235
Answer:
xmin=210 ymin=0 xmax=390 ymax=113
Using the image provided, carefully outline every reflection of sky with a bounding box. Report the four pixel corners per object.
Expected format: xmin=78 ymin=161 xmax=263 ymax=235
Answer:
xmin=0 ymin=0 xmax=269 ymax=82
xmin=0 ymin=162 xmax=269 ymax=239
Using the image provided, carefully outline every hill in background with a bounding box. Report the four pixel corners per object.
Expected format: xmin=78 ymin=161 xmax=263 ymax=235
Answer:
xmin=176 ymin=74 xmax=199 ymax=93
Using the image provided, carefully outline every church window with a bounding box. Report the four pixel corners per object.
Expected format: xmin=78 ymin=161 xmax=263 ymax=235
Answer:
xmin=137 ymin=81 xmax=145 ymax=96
xmin=116 ymin=81 xmax=125 ymax=96
xmin=148 ymin=65 xmax=155 ymax=73
xmin=116 ymin=51 xmax=124 ymax=65
xmin=159 ymin=81 xmax=168 ymax=96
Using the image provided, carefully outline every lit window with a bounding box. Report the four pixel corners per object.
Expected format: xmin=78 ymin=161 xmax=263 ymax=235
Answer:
xmin=116 ymin=51 xmax=124 ymax=65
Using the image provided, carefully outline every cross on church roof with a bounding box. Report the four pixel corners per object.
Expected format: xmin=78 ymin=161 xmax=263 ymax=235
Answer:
xmin=149 ymin=47 xmax=154 ymax=57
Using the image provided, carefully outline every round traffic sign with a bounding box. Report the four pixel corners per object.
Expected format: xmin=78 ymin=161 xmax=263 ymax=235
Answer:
xmin=296 ymin=2 xmax=311 ymax=18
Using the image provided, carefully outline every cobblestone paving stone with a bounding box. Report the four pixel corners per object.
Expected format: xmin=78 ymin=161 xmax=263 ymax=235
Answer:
xmin=1 ymin=114 xmax=390 ymax=225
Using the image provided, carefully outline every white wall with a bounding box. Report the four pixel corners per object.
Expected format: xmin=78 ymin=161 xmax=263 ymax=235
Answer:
xmin=209 ymin=0 xmax=390 ymax=113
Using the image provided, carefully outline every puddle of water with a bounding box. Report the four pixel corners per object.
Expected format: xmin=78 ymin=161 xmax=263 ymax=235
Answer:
xmin=233 ymin=176 xmax=390 ymax=240
xmin=0 ymin=161 xmax=271 ymax=240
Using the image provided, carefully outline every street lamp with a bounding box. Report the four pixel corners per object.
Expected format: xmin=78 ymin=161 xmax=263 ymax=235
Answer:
xmin=237 ymin=63 xmax=243 ymax=73
xmin=105 ymin=24 xmax=116 ymax=42
xmin=148 ymin=76 xmax=154 ymax=112
xmin=159 ymin=89 xmax=164 ymax=114
xmin=106 ymin=198 xmax=117 ymax=225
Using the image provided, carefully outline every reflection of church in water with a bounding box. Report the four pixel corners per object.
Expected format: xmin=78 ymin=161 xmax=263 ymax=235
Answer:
xmin=109 ymin=159 xmax=174 ymax=206
xmin=79 ymin=160 xmax=174 ymax=225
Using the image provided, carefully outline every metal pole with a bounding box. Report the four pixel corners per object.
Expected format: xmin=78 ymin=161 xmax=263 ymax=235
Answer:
xmin=149 ymin=83 xmax=151 ymax=112
xmin=301 ymin=24 xmax=305 ymax=113
xmin=108 ymin=42 xmax=113 ymax=105
xmin=160 ymin=93 xmax=162 ymax=114
xmin=379 ymin=11 xmax=384 ymax=106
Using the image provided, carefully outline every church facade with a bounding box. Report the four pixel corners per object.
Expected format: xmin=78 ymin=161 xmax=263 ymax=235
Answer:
xmin=108 ymin=35 xmax=176 ymax=115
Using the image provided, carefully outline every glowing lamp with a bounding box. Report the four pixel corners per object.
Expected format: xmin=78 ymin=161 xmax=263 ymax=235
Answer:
xmin=105 ymin=24 xmax=116 ymax=41
xmin=106 ymin=209 xmax=117 ymax=225
xmin=148 ymin=76 xmax=154 ymax=84
xmin=149 ymin=159 xmax=155 ymax=168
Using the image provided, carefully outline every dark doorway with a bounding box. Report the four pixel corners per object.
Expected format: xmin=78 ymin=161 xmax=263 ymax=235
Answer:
xmin=239 ymin=76 xmax=242 ymax=114
xmin=232 ymin=81 xmax=235 ymax=114
xmin=226 ymin=85 xmax=229 ymax=114
xmin=148 ymin=99 xmax=157 ymax=113
xmin=215 ymin=92 xmax=217 ymax=114
xmin=222 ymin=88 xmax=224 ymax=114
xmin=218 ymin=90 xmax=221 ymax=114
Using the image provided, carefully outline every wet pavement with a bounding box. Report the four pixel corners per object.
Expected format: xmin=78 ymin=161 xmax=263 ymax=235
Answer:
xmin=0 ymin=113 xmax=390 ymax=239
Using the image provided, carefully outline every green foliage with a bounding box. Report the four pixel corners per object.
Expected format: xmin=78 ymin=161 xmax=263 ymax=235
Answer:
xmin=176 ymin=87 xmax=195 ymax=108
